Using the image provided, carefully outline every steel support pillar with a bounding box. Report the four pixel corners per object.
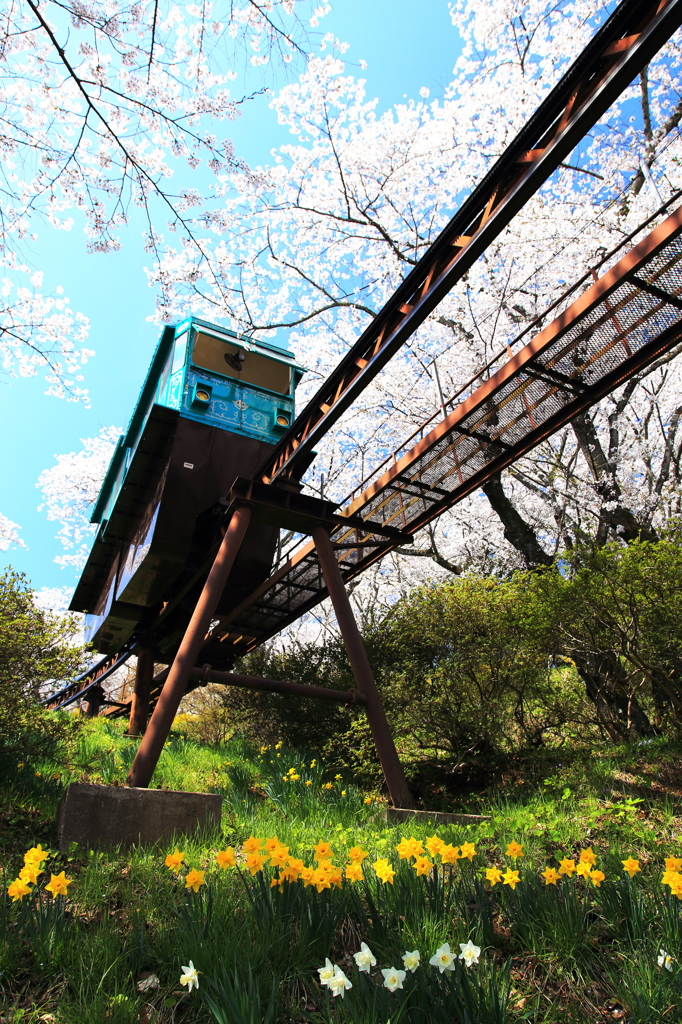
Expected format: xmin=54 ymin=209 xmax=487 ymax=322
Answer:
xmin=127 ymin=647 xmax=154 ymax=736
xmin=312 ymin=525 xmax=415 ymax=809
xmin=126 ymin=505 xmax=253 ymax=788
xmin=84 ymin=683 xmax=105 ymax=718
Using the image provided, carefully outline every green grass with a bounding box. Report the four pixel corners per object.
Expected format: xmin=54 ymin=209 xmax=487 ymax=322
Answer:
xmin=0 ymin=719 xmax=681 ymax=1022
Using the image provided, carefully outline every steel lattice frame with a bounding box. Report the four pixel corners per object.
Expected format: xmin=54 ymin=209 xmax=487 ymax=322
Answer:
xmin=217 ymin=206 xmax=682 ymax=650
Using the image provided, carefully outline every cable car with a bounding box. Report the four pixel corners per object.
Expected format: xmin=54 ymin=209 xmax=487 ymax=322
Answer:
xmin=69 ymin=317 xmax=306 ymax=666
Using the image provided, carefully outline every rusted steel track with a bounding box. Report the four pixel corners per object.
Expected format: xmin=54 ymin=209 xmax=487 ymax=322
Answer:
xmin=258 ymin=0 xmax=682 ymax=487
xmin=216 ymin=203 xmax=682 ymax=647
xmin=43 ymin=645 xmax=135 ymax=712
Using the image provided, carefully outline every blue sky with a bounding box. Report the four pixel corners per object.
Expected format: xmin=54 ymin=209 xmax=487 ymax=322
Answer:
xmin=0 ymin=0 xmax=462 ymax=594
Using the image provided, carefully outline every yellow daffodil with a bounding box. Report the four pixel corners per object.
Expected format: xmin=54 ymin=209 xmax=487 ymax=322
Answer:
xmin=345 ymin=861 xmax=363 ymax=882
xmin=396 ymin=837 xmax=415 ymax=860
xmin=165 ymin=848 xmax=185 ymax=873
xmin=216 ymin=848 xmax=236 ymax=870
xmin=7 ymin=878 xmax=31 ymax=902
xmin=45 ymin=872 xmax=71 ymax=898
xmin=665 ymin=856 xmax=682 ymax=872
xmin=579 ymin=847 xmax=597 ymax=866
xmin=440 ymin=843 xmax=460 ymax=865
xmin=242 ymin=835 xmax=264 ymax=854
xmin=505 ymin=840 xmax=524 ymax=860
xmin=323 ymin=782 xmax=333 ymax=790
xmin=622 ymin=857 xmax=641 ymax=878
xmin=363 ymin=796 xmax=372 ymax=805
xmin=282 ymin=858 xmax=304 ymax=883
xmin=413 ymin=856 xmax=433 ymax=877
xmin=670 ymin=876 xmax=682 ymax=899
xmin=329 ymin=866 xmax=343 ymax=889
xmin=589 ymin=869 xmax=605 ymax=887
xmin=313 ymin=868 xmax=332 ymax=893
xmin=485 ymin=866 xmax=503 ymax=887
xmin=269 ymin=847 xmax=289 ymax=869
xmin=24 ymin=844 xmax=49 ymax=865
xmin=575 ymin=861 xmax=592 ymax=879
xmin=305 ymin=780 xmax=313 ymax=787
xmin=396 ymin=836 xmax=422 ymax=859
xmin=558 ymin=857 xmax=576 ymax=877
xmin=300 ymin=866 xmax=315 ymax=887
xmin=246 ymin=852 xmax=266 ymax=876
xmin=348 ymin=845 xmax=368 ymax=863
xmin=459 ymin=842 xmax=476 ymax=862
xmin=19 ymin=863 xmax=42 ymax=885
xmin=184 ymin=869 xmax=205 ymax=893
xmin=425 ymin=835 xmax=445 ymax=858
xmin=335 ymin=774 xmax=342 ymax=780
xmin=373 ymin=857 xmax=396 ymax=884
xmin=264 ymin=836 xmax=282 ymax=855
xmin=541 ymin=867 xmax=560 ymax=886
xmin=313 ymin=841 xmax=333 ymax=861
xmin=502 ymin=869 xmax=520 ymax=890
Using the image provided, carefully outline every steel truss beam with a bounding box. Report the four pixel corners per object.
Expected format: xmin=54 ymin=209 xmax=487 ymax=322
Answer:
xmin=218 ymin=203 xmax=682 ymax=648
xmin=43 ymin=645 xmax=135 ymax=712
xmin=258 ymin=0 xmax=682 ymax=487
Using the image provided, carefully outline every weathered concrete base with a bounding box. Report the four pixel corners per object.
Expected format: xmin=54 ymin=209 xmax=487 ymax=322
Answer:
xmin=56 ymin=782 xmax=221 ymax=852
xmin=387 ymin=807 xmax=490 ymax=827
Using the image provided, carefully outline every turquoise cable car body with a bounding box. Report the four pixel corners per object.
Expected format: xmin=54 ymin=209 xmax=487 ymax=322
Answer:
xmin=70 ymin=317 xmax=306 ymax=666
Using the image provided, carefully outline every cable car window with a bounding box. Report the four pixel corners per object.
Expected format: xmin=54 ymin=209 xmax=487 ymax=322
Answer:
xmin=191 ymin=331 xmax=291 ymax=395
xmin=171 ymin=330 xmax=188 ymax=374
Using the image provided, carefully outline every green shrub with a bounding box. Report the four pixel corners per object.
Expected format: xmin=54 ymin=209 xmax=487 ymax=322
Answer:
xmin=0 ymin=568 xmax=85 ymax=774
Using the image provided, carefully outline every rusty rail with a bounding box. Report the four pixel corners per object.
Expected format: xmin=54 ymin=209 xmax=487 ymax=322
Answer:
xmin=257 ymin=0 xmax=682 ymax=487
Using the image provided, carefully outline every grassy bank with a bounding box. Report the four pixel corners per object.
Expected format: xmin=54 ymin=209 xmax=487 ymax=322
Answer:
xmin=1 ymin=720 xmax=681 ymax=1022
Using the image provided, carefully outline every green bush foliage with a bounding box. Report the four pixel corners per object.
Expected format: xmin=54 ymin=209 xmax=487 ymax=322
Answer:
xmin=208 ymin=537 xmax=682 ymax=774
xmin=0 ymin=568 xmax=85 ymax=772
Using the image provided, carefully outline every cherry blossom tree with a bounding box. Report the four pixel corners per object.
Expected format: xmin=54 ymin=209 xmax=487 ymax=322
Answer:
xmin=141 ymin=0 xmax=682 ymax=576
xmin=0 ymin=513 xmax=25 ymax=552
xmin=43 ymin=0 xmax=682 ymax=578
xmin=37 ymin=425 xmax=123 ymax=568
xmin=37 ymin=0 xmax=682 ymax=734
xmin=1 ymin=0 xmax=325 ymax=537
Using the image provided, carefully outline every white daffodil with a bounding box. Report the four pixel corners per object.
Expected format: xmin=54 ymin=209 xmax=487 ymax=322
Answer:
xmin=328 ymin=966 xmax=352 ymax=998
xmin=318 ymin=958 xmax=336 ymax=986
xmin=179 ymin=960 xmax=200 ymax=992
xmin=658 ymin=949 xmax=674 ymax=971
xmin=381 ymin=967 xmax=406 ymax=992
xmin=136 ymin=973 xmax=160 ymax=992
xmin=402 ymin=949 xmax=421 ymax=973
xmin=353 ymin=941 xmax=377 ymax=972
xmin=458 ymin=940 xmax=481 ymax=968
xmin=429 ymin=942 xmax=455 ymax=972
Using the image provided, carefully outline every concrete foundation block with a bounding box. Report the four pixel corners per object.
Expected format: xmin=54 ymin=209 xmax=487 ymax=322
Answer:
xmin=56 ymin=782 xmax=222 ymax=852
